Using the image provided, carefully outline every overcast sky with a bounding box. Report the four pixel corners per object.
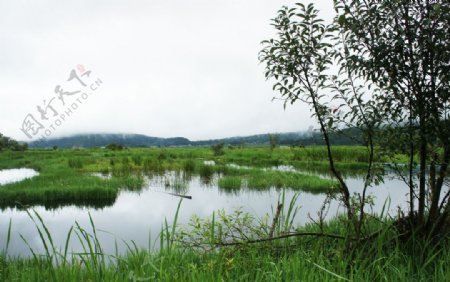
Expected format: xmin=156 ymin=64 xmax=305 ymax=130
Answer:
xmin=0 ymin=0 xmax=335 ymax=141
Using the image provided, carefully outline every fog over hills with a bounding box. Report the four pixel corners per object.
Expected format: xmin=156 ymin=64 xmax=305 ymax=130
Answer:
xmin=27 ymin=131 xmax=319 ymax=148
xmin=27 ymin=128 xmax=361 ymax=148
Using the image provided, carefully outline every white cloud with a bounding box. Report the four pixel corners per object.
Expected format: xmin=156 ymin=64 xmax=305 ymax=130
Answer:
xmin=0 ymin=0 xmax=335 ymax=141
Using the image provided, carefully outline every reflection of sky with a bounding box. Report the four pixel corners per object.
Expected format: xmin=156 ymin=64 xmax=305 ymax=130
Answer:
xmin=0 ymin=174 xmax=414 ymax=257
xmin=0 ymin=169 xmax=39 ymax=185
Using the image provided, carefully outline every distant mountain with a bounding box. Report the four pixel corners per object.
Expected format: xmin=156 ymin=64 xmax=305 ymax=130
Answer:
xmin=27 ymin=129 xmax=360 ymax=149
xmin=28 ymin=134 xmax=190 ymax=148
xmin=191 ymin=132 xmax=314 ymax=146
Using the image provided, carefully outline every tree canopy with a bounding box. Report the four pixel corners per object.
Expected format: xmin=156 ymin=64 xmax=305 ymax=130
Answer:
xmin=0 ymin=133 xmax=27 ymax=151
xmin=260 ymin=0 xmax=449 ymax=238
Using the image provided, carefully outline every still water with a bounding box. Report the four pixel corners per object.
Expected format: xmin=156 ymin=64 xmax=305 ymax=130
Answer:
xmin=0 ymin=168 xmax=39 ymax=186
xmin=0 ymin=171 xmax=410 ymax=257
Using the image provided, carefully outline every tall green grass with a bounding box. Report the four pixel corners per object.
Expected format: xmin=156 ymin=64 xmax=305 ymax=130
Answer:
xmin=218 ymin=168 xmax=336 ymax=193
xmin=218 ymin=176 xmax=242 ymax=190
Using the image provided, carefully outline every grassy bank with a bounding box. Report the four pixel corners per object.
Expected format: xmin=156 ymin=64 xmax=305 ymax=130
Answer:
xmin=218 ymin=169 xmax=336 ymax=193
xmin=0 ymin=150 xmax=144 ymax=209
xmin=0 ymin=146 xmax=375 ymax=174
xmin=4 ymin=239 xmax=448 ymax=281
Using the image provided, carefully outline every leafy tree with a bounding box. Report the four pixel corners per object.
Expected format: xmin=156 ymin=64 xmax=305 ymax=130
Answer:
xmin=335 ymin=0 xmax=449 ymax=233
xmin=0 ymin=133 xmax=27 ymax=151
xmin=260 ymin=0 xmax=449 ymax=240
xmin=0 ymin=134 xmax=7 ymax=151
xmin=335 ymin=0 xmax=449 ymax=235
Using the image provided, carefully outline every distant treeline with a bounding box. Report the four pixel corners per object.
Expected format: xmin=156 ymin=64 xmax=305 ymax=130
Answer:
xmin=0 ymin=133 xmax=28 ymax=151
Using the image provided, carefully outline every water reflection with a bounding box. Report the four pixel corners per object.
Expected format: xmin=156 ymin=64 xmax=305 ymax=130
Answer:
xmin=0 ymin=197 xmax=116 ymax=211
xmin=0 ymin=172 xmax=412 ymax=257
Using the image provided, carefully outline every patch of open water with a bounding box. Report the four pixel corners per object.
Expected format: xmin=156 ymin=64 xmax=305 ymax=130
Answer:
xmin=0 ymin=170 xmax=413 ymax=257
xmin=0 ymin=168 xmax=39 ymax=186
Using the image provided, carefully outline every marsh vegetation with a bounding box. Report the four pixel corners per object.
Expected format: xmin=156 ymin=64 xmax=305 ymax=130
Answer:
xmin=0 ymin=0 xmax=449 ymax=280
xmin=0 ymin=145 xmax=447 ymax=281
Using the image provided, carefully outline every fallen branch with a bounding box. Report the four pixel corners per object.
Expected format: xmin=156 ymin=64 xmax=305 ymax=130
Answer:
xmin=218 ymin=232 xmax=346 ymax=246
xmin=167 ymin=192 xmax=192 ymax=199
